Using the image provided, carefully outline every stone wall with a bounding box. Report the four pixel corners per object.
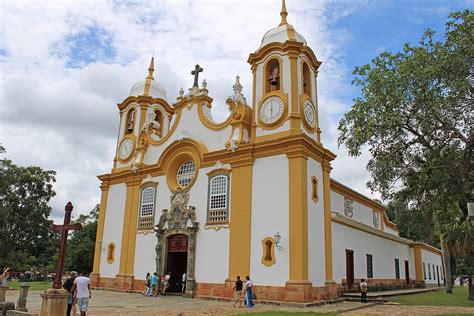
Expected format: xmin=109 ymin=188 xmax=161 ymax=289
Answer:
xmin=341 ymin=278 xmax=415 ymax=292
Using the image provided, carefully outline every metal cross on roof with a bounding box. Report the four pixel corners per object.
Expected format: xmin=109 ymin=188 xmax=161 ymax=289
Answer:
xmin=191 ymin=64 xmax=203 ymax=88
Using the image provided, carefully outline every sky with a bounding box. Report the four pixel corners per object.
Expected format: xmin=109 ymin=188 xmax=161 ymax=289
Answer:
xmin=0 ymin=0 xmax=472 ymax=223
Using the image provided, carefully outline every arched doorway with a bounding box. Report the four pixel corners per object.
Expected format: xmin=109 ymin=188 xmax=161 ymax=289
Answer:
xmin=166 ymin=234 xmax=188 ymax=293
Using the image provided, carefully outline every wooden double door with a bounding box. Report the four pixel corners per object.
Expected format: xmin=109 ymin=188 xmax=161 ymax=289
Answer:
xmin=165 ymin=234 xmax=188 ymax=293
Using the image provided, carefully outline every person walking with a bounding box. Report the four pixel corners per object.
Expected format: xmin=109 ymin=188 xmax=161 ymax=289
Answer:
xmin=151 ymin=272 xmax=158 ymax=297
xmin=181 ymin=272 xmax=187 ymax=293
xmin=143 ymin=273 xmax=152 ymax=296
xmin=360 ymin=278 xmax=368 ymax=303
xmin=63 ymin=271 xmax=77 ymax=316
xmin=71 ymin=270 xmax=91 ymax=316
xmin=244 ymin=276 xmax=254 ymax=308
xmin=232 ymin=276 xmax=243 ymax=307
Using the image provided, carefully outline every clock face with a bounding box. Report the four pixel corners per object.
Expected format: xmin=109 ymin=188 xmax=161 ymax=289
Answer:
xmin=303 ymin=100 xmax=316 ymax=128
xmin=259 ymin=96 xmax=284 ymax=125
xmin=119 ymin=138 xmax=133 ymax=160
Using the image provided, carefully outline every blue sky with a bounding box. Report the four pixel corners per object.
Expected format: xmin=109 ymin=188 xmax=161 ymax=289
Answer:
xmin=0 ymin=0 xmax=472 ymax=221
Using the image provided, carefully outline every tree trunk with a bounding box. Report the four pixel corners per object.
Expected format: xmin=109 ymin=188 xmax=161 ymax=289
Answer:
xmin=460 ymin=130 xmax=473 ymax=206
xmin=441 ymin=237 xmax=453 ymax=293
xmin=469 ymin=275 xmax=474 ymax=301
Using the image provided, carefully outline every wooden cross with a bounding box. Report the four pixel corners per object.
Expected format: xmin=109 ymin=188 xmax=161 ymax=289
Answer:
xmin=191 ymin=64 xmax=203 ymax=88
xmin=51 ymin=202 xmax=82 ymax=289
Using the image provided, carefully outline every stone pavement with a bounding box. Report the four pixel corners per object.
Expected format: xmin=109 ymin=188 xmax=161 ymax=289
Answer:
xmin=6 ymin=290 xmax=474 ymax=315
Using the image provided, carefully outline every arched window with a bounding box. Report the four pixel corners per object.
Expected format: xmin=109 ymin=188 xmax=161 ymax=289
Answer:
xmin=207 ymin=174 xmax=230 ymax=223
xmin=138 ymin=186 xmax=156 ymax=230
xmin=154 ymin=109 xmax=164 ymax=137
xmin=302 ymin=62 xmax=311 ymax=97
xmin=107 ymin=242 xmax=115 ymax=264
xmin=125 ymin=108 xmax=136 ymax=135
xmin=265 ymin=58 xmax=281 ymax=93
xmin=177 ymin=160 xmax=196 ymax=188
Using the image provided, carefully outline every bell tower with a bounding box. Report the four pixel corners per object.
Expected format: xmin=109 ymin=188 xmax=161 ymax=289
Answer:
xmin=248 ymin=0 xmax=321 ymax=142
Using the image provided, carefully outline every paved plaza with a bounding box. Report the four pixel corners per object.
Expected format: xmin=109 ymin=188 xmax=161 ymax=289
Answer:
xmin=5 ymin=289 xmax=474 ymax=315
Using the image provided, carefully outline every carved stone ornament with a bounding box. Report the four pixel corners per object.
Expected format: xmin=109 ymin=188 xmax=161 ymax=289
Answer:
xmin=373 ymin=211 xmax=380 ymax=228
xmin=344 ymin=199 xmax=354 ymax=218
xmin=155 ymin=188 xmax=199 ymax=297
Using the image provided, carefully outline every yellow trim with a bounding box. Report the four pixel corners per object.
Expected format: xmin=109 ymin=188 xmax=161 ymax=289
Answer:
xmin=250 ymin=68 xmax=257 ymax=140
xmin=261 ymin=237 xmax=277 ymax=267
xmin=106 ymin=242 xmax=116 ymax=264
xmin=412 ymin=241 xmax=443 ymax=256
xmin=287 ymin=152 xmax=308 ymax=280
xmin=288 ymin=52 xmax=300 ymax=131
xmin=206 ymin=168 xmax=231 ymax=178
xmin=257 ymin=91 xmax=289 ymax=129
xmin=311 ymin=176 xmax=319 ymax=203
xmin=412 ymin=244 xmax=423 ymax=281
xmin=228 ymin=158 xmax=253 ymax=279
xmin=301 ymin=60 xmax=312 ymax=99
xmin=118 ymin=177 xmax=141 ymax=276
xmin=92 ymin=183 xmax=109 ymax=274
xmin=197 ymin=102 xmax=233 ymax=131
xmin=322 ymin=163 xmax=333 ymax=282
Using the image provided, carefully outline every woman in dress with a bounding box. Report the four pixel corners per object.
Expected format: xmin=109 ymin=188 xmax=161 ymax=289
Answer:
xmin=143 ymin=273 xmax=152 ymax=296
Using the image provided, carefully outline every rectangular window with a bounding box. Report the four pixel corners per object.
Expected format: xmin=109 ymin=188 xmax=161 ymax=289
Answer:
xmin=138 ymin=186 xmax=156 ymax=230
xmin=366 ymin=254 xmax=373 ymax=279
xmin=207 ymin=174 xmax=230 ymax=223
xmin=428 ymin=263 xmax=431 ymax=280
xmin=423 ymin=262 xmax=426 ymax=280
xmin=395 ymin=258 xmax=400 ymax=279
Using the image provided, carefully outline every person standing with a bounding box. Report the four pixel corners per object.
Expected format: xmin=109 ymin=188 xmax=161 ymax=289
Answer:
xmin=151 ymin=272 xmax=158 ymax=297
xmin=143 ymin=273 xmax=152 ymax=296
xmin=63 ymin=271 xmax=77 ymax=316
xmin=162 ymin=272 xmax=170 ymax=295
xmin=72 ymin=270 xmax=91 ymax=316
xmin=232 ymin=276 xmax=243 ymax=307
xmin=244 ymin=276 xmax=254 ymax=308
xmin=181 ymin=272 xmax=187 ymax=293
xmin=360 ymin=278 xmax=368 ymax=303
xmin=1 ymin=268 xmax=10 ymax=287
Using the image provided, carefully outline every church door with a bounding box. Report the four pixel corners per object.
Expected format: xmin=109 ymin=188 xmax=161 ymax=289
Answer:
xmin=166 ymin=234 xmax=188 ymax=293
xmin=404 ymin=260 xmax=410 ymax=286
xmin=345 ymin=249 xmax=354 ymax=290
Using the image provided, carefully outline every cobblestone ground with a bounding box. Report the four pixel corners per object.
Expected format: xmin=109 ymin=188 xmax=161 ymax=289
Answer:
xmin=6 ymin=290 xmax=474 ymax=315
xmin=342 ymin=304 xmax=474 ymax=315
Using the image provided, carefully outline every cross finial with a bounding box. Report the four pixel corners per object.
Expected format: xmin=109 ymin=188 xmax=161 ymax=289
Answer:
xmin=147 ymin=56 xmax=155 ymax=80
xmin=279 ymin=0 xmax=288 ymax=26
xmin=191 ymin=64 xmax=203 ymax=88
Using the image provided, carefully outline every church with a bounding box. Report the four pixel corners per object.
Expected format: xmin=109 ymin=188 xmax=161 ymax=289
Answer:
xmin=90 ymin=0 xmax=444 ymax=303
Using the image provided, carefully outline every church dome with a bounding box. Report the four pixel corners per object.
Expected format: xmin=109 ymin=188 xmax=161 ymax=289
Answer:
xmin=129 ymin=79 xmax=167 ymax=100
xmin=129 ymin=57 xmax=167 ymax=101
xmin=259 ymin=0 xmax=307 ymax=48
xmin=260 ymin=24 xmax=307 ymax=48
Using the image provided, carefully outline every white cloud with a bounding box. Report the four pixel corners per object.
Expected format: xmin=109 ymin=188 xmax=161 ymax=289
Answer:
xmin=0 ymin=0 xmax=379 ymax=222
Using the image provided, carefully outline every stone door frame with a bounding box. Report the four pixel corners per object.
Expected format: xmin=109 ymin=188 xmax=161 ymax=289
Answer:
xmin=155 ymin=227 xmax=198 ymax=297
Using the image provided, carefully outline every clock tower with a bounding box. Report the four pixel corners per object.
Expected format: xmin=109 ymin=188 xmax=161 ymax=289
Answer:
xmin=248 ymin=0 xmax=321 ymax=142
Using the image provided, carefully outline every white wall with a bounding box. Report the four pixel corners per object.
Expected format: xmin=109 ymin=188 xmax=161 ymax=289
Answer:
xmin=421 ymin=249 xmax=443 ymax=285
xmin=332 ymin=222 xmax=414 ymax=283
xmin=100 ymin=183 xmax=127 ymax=278
xmin=250 ymin=155 xmax=289 ymax=286
xmin=307 ymin=158 xmax=326 ymax=286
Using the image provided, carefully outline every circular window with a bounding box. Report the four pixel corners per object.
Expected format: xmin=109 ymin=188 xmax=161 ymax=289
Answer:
xmin=176 ymin=160 xmax=196 ymax=188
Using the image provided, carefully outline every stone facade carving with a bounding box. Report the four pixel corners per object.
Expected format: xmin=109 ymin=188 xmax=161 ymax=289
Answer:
xmin=155 ymin=188 xmax=199 ymax=297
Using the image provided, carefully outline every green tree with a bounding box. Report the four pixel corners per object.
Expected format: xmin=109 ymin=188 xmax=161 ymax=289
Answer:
xmin=64 ymin=205 xmax=98 ymax=273
xmin=0 ymin=158 xmax=57 ymax=271
xmin=338 ymin=10 xmax=473 ymax=299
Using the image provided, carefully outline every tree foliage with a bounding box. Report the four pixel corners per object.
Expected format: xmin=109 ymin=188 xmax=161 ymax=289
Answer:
xmin=0 ymin=158 xmax=57 ymax=270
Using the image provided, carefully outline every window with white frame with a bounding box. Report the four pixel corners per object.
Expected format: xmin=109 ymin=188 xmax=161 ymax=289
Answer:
xmin=177 ymin=160 xmax=196 ymax=187
xmin=207 ymin=174 xmax=229 ymax=223
xmin=138 ymin=186 xmax=156 ymax=229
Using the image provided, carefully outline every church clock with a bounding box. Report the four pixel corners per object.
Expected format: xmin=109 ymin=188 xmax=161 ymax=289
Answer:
xmin=259 ymin=95 xmax=285 ymax=127
xmin=302 ymin=100 xmax=316 ymax=130
xmin=118 ymin=138 xmax=134 ymax=160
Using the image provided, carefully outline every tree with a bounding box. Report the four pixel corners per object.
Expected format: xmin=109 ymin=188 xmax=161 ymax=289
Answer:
xmin=0 ymin=158 xmax=57 ymax=271
xmin=64 ymin=205 xmax=98 ymax=273
xmin=338 ymin=10 xmax=473 ymax=299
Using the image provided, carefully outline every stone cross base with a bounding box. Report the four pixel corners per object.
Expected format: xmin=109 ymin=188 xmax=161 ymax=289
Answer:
xmin=40 ymin=289 xmax=68 ymax=316
xmin=0 ymin=302 xmax=15 ymax=316
xmin=7 ymin=311 xmax=38 ymax=316
xmin=0 ymin=286 xmax=8 ymax=303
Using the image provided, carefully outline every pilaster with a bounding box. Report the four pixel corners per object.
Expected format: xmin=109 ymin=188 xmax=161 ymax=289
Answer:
xmin=322 ymin=161 xmax=334 ymax=282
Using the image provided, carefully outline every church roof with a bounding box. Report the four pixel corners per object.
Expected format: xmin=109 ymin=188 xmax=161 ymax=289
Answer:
xmin=259 ymin=0 xmax=307 ymax=48
xmin=129 ymin=57 xmax=168 ymax=101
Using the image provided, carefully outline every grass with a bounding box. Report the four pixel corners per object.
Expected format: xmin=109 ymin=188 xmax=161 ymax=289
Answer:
xmin=7 ymin=280 xmax=52 ymax=291
xmin=390 ymin=287 xmax=474 ymax=308
xmin=234 ymin=313 xmax=337 ymax=316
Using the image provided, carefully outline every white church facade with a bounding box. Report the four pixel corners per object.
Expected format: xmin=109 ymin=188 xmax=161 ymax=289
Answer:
xmin=90 ymin=1 xmax=444 ymax=302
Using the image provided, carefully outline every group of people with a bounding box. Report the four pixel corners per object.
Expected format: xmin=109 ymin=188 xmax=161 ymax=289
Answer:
xmin=62 ymin=270 xmax=91 ymax=316
xmin=143 ymin=271 xmax=181 ymax=297
xmin=0 ymin=268 xmax=11 ymax=287
xmin=232 ymin=276 xmax=254 ymax=308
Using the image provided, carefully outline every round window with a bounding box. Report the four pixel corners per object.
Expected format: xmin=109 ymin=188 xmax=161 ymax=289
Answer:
xmin=176 ymin=160 xmax=196 ymax=188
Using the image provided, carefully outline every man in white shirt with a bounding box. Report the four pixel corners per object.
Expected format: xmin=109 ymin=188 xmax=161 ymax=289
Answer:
xmin=360 ymin=278 xmax=368 ymax=303
xmin=72 ymin=270 xmax=91 ymax=316
xmin=182 ymin=272 xmax=187 ymax=293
